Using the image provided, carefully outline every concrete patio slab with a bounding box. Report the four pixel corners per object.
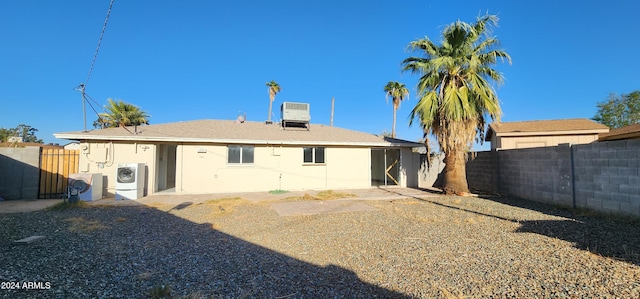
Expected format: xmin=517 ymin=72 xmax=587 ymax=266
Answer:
xmin=0 ymin=199 xmax=63 ymax=214
xmin=271 ymin=200 xmax=377 ymax=216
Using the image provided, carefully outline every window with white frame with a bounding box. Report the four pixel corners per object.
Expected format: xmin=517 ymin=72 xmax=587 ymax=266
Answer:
xmin=303 ymin=147 xmax=325 ymax=164
xmin=228 ymin=145 xmax=254 ymax=164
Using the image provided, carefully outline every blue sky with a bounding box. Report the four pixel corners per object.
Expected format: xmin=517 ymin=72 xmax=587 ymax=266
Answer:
xmin=1 ymin=1 xmax=639 ymax=150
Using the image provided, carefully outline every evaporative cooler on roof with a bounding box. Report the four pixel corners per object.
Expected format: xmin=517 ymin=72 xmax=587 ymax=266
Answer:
xmin=281 ymin=102 xmax=310 ymax=130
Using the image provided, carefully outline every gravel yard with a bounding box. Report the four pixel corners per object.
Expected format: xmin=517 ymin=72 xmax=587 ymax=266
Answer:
xmin=1 ymin=190 xmax=639 ymax=298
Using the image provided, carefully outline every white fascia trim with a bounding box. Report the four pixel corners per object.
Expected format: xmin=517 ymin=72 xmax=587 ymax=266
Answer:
xmin=53 ymin=134 xmax=422 ymax=148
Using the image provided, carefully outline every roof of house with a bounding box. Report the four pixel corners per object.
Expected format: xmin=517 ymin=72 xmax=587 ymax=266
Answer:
xmin=54 ymin=119 xmax=423 ymax=147
xmin=0 ymin=142 xmax=62 ymax=149
xmin=598 ymin=123 xmax=640 ymax=141
xmin=486 ymin=118 xmax=609 ymax=141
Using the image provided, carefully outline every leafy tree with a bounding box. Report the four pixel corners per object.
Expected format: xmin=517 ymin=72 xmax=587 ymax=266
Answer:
xmin=0 ymin=128 xmax=11 ymax=142
xmin=592 ymin=91 xmax=640 ymax=128
xmin=384 ymin=81 xmax=410 ymax=138
xmin=266 ymin=80 xmax=281 ymax=122
xmin=0 ymin=124 xmax=43 ymax=143
xmin=402 ymin=14 xmax=511 ymax=195
xmin=97 ymin=99 xmax=149 ymax=128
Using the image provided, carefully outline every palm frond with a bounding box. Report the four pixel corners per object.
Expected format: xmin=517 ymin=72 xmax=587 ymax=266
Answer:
xmin=402 ymin=13 xmax=509 ymax=153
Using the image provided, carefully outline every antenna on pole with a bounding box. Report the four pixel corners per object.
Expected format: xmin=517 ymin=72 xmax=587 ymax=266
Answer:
xmin=75 ymin=0 xmax=115 ymax=132
xmin=74 ymin=84 xmax=88 ymax=132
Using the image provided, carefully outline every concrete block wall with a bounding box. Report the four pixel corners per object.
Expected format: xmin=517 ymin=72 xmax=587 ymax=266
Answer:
xmin=0 ymin=147 xmax=41 ymax=200
xmin=498 ymin=145 xmax=573 ymax=207
xmin=466 ymin=140 xmax=640 ymax=217
xmin=418 ymin=153 xmax=445 ymax=189
xmin=466 ymin=151 xmax=499 ymax=194
xmin=573 ymin=140 xmax=640 ymax=216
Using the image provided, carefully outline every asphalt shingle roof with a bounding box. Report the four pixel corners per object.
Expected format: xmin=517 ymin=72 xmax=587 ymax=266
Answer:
xmin=485 ymin=118 xmax=609 ymax=141
xmin=598 ymin=123 xmax=640 ymax=141
xmin=54 ymin=120 xmax=422 ymax=147
xmin=489 ymin=118 xmax=608 ymax=134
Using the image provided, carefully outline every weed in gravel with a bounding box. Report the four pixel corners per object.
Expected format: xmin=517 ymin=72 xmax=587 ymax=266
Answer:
xmin=437 ymin=285 xmax=468 ymax=299
xmin=201 ymin=197 xmax=244 ymax=204
xmin=145 ymin=203 xmax=172 ymax=210
xmin=394 ymin=200 xmax=421 ymax=205
xmin=269 ymin=189 xmax=288 ymax=194
xmin=46 ymin=201 xmax=88 ymax=211
xmin=293 ymin=214 xmax=316 ymax=222
xmin=282 ymin=190 xmax=358 ymax=201
xmin=64 ymin=217 xmax=109 ymax=232
xmin=148 ymin=284 xmax=171 ymax=299
xmin=200 ymin=197 xmax=248 ymax=217
xmin=315 ymin=190 xmax=357 ymax=200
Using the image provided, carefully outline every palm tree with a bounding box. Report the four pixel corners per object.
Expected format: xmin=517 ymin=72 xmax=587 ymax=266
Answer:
xmin=98 ymin=98 xmax=149 ymax=128
xmin=266 ymin=80 xmax=281 ymax=122
xmin=384 ymin=81 xmax=409 ymax=138
xmin=402 ymin=14 xmax=511 ymax=195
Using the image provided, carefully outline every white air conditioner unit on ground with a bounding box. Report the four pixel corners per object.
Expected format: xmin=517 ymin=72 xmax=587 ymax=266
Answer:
xmin=68 ymin=173 xmax=103 ymax=201
xmin=281 ymin=102 xmax=310 ymax=130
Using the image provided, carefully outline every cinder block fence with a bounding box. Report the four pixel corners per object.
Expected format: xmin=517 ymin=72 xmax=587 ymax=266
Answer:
xmin=466 ymin=140 xmax=640 ymax=217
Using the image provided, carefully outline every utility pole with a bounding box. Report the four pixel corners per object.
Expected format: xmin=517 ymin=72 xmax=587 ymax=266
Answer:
xmin=75 ymin=84 xmax=88 ymax=132
xmin=330 ymin=97 xmax=335 ymax=127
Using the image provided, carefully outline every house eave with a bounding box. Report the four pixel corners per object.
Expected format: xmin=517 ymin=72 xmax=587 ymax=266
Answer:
xmin=494 ymin=129 xmax=609 ymax=137
xmin=53 ymin=133 xmax=422 ymax=148
xmin=598 ymin=132 xmax=640 ymax=141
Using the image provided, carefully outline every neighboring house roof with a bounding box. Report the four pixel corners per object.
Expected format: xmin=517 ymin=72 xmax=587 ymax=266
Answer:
xmin=486 ymin=118 xmax=609 ymax=141
xmin=598 ymin=123 xmax=640 ymax=141
xmin=54 ymin=119 xmax=423 ymax=147
xmin=0 ymin=142 xmax=62 ymax=148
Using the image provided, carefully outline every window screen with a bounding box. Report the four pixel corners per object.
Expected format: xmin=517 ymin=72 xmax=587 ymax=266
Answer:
xmin=228 ymin=145 xmax=254 ymax=164
xmin=303 ymin=147 xmax=325 ymax=164
xmin=315 ymin=147 xmax=325 ymax=163
xmin=303 ymin=147 xmax=313 ymax=163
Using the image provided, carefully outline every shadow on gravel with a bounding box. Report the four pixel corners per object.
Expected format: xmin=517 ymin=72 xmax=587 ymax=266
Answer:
xmin=0 ymin=203 xmax=410 ymax=298
xmin=515 ymin=217 xmax=640 ymax=266
xmin=380 ymin=188 xmax=519 ymax=223
xmin=381 ymin=188 xmax=640 ymax=267
xmin=479 ymin=195 xmax=640 ymax=267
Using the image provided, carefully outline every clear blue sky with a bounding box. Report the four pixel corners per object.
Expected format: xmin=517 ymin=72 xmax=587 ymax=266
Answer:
xmin=1 ymin=1 xmax=639 ymax=150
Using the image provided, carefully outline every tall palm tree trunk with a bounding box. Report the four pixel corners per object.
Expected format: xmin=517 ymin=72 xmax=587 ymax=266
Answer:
xmin=392 ymin=105 xmax=397 ymax=138
xmin=267 ymin=95 xmax=274 ymax=122
xmin=442 ymin=149 xmax=470 ymax=195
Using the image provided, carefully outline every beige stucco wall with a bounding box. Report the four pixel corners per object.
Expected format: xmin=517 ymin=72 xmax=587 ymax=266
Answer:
xmin=492 ymin=134 xmax=600 ymax=150
xmin=177 ymin=145 xmax=374 ymax=193
xmin=77 ymin=141 xmax=156 ymax=196
xmin=78 ymin=141 xmax=420 ymax=196
xmin=401 ymin=147 xmax=420 ymax=188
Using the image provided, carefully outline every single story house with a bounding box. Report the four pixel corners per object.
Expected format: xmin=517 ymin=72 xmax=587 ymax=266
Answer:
xmin=598 ymin=123 xmax=640 ymax=141
xmin=54 ymin=119 xmax=424 ymax=197
xmin=485 ymin=118 xmax=609 ymax=150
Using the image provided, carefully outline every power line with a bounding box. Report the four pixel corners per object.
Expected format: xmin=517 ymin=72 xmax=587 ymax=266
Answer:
xmin=85 ymin=0 xmax=115 ymax=85
xmin=84 ymin=92 xmax=102 ymax=109
xmin=76 ymin=0 xmax=115 ymax=131
xmin=84 ymin=92 xmax=106 ymax=129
